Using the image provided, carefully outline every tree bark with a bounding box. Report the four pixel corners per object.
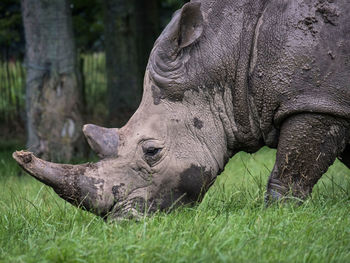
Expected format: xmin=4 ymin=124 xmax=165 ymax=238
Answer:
xmin=103 ymin=0 xmax=160 ymax=127
xmin=21 ymin=0 xmax=84 ymax=162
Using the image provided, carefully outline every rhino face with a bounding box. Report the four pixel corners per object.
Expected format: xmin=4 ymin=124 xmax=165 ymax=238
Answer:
xmin=13 ymin=91 xmax=220 ymax=220
xmin=13 ymin=3 xmax=229 ymax=220
xmin=105 ymin=85 xmax=218 ymax=219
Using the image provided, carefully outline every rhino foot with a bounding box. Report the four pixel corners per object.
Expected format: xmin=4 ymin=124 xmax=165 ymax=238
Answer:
xmin=266 ymin=113 xmax=349 ymax=205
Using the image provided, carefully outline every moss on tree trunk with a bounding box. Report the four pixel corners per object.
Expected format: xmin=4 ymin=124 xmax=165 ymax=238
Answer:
xmin=21 ymin=0 xmax=84 ymax=161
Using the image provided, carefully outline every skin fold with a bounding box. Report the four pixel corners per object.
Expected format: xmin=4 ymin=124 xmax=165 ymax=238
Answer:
xmin=14 ymin=0 xmax=350 ymax=220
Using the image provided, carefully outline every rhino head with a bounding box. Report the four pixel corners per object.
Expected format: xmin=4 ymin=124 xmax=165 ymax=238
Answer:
xmin=13 ymin=3 xmax=233 ymax=220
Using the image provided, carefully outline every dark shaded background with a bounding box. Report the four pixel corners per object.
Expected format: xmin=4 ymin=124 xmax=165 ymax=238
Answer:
xmin=0 ymin=0 xmax=188 ymax=149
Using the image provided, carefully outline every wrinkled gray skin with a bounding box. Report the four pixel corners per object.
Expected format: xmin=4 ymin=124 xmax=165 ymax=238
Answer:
xmin=14 ymin=0 xmax=350 ymax=220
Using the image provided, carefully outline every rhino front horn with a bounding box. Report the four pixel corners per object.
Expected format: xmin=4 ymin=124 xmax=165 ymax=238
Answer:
xmin=13 ymin=151 xmax=90 ymax=205
xmin=12 ymin=151 xmax=114 ymax=216
xmin=83 ymin=124 xmax=119 ymax=158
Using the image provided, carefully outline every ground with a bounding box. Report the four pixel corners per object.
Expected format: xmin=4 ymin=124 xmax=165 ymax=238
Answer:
xmin=1 ymin=141 xmax=350 ymax=263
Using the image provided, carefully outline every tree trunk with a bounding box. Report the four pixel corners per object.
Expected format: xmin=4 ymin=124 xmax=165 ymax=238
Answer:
xmin=21 ymin=0 xmax=84 ymax=162
xmin=103 ymin=0 xmax=160 ymax=127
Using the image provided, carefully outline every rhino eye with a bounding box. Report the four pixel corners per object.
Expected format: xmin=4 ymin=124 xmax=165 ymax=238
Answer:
xmin=144 ymin=147 xmax=161 ymax=157
xmin=142 ymin=144 xmax=163 ymax=166
xmin=141 ymin=141 xmax=164 ymax=166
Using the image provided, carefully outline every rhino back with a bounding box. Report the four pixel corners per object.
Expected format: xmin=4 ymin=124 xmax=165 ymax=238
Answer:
xmin=250 ymin=0 xmax=350 ymax=146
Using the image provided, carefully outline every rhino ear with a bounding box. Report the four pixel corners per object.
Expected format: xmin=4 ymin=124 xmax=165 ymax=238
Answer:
xmin=175 ymin=2 xmax=204 ymax=49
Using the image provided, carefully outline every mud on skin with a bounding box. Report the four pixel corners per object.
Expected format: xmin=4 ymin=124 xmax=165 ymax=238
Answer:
xmin=13 ymin=0 xmax=350 ymax=220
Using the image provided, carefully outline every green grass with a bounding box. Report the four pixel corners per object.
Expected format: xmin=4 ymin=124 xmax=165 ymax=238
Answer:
xmin=1 ymin=145 xmax=350 ymax=263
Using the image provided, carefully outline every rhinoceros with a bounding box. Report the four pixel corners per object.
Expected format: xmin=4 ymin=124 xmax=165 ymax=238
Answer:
xmin=13 ymin=0 xmax=350 ymax=220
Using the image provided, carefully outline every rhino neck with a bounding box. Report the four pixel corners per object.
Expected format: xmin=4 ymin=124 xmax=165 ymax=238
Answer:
xmin=201 ymin=0 xmax=268 ymax=154
xmin=190 ymin=2 xmax=267 ymax=154
xmin=200 ymin=81 xmax=263 ymax=158
xmin=179 ymin=81 xmax=261 ymax=178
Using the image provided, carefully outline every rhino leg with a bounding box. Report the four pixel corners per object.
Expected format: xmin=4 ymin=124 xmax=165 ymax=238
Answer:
xmin=266 ymin=113 xmax=349 ymax=202
xmin=339 ymin=145 xmax=350 ymax=169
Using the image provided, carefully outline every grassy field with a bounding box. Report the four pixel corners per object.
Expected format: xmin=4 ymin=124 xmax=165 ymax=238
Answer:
xmin=1 ymin=143 xmax=350 ymax=263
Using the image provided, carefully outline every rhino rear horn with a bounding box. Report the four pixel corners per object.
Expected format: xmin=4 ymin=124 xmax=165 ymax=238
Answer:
xmin=83 ymin=124 xmax=119 ymax=158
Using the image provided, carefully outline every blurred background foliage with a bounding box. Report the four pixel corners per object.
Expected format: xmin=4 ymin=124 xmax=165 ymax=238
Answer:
xmin=0 ymin=0 xmax=23 ymax=57
xmin=0 ymin=0 xmax=188 ymax=142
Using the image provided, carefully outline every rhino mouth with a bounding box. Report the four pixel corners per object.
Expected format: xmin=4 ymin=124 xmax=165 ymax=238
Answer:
xmin=107 ymin=197 xmax=149 ymax=220
xmin=108 ymin=190 xmax=194 ymax=220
